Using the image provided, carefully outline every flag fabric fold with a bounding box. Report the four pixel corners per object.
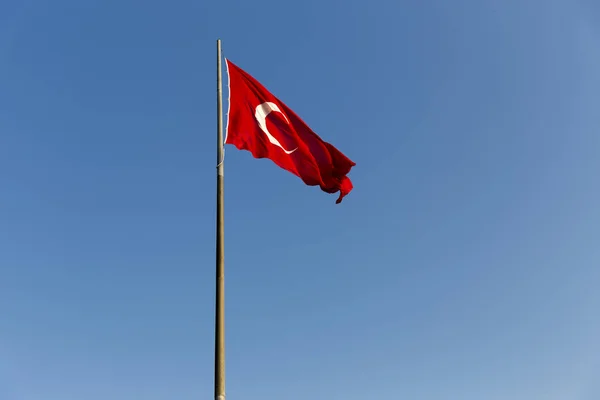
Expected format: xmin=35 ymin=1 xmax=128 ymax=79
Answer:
xmin=225 ymin=59 xmax=355 ymax=203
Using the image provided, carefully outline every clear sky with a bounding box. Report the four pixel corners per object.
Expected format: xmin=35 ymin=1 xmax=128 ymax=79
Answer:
xmin=1 ymin=0 xmax=599 ymax=399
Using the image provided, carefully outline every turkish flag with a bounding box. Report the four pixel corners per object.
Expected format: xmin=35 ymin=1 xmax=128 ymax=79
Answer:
xmin=225 ymin=59 xmax=355 ymax=203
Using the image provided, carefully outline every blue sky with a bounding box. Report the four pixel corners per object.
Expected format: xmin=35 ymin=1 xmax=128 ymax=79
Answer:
xmin=1 ymin=0 xmax=599 ymax=399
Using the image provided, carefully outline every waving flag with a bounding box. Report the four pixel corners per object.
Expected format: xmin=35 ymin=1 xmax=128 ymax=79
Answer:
xmin=225 ymin=59 xmax=355 ymax=203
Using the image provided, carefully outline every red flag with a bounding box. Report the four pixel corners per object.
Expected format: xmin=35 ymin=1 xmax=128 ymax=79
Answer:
xmin=225 ymin=59 xmax=355 ymax=203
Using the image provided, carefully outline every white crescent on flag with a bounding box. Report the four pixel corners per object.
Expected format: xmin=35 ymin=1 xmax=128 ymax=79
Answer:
xmin=254 ymin=102 xmax=297 ymax=154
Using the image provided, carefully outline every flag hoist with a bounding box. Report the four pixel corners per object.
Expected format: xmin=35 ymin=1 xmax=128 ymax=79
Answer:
xmin=213 ymin=39 xmax=355 ymax=400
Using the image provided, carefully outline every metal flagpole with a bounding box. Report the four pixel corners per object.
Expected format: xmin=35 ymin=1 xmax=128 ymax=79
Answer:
xmin=215 ymin=38 xmax=226 ymax=400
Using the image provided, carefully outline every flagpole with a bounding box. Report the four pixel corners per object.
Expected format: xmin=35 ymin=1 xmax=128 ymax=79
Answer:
xmin=215 ymin=38 xmax=226 ymax=400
